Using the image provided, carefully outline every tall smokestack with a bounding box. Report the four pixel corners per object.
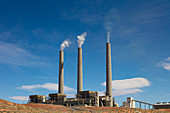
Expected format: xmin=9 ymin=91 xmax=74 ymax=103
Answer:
xmin=76 ymin=32 xmax=86 ymax=94
xmin=77 ymin=47 xmax=83 ymax=94
xmin=106 ymin=42 xmax=113 ymax=107
xmin=58 ymin=40 xmax=71 ymax=94
xmin=58 ymin=51 xmax=64 ymax=94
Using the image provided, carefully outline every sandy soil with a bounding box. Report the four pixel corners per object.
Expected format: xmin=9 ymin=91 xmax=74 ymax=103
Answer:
xmin=1 ymin=99 xmax=170 ymax=113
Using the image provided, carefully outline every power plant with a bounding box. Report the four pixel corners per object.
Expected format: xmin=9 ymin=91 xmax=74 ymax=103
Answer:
xmin=27 ymin=33 xmax=170 ymax=110
xmin=29 ymin=33 xmax=117 ymax=107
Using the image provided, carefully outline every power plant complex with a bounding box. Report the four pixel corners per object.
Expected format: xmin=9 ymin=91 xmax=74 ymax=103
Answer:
xmin=29 ymin=33 xmax=117 ymax=107
xmin=28 ymin=33 xmax=170 ymax=109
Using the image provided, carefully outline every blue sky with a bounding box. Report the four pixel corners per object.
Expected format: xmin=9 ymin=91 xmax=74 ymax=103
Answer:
xmin=0 ymin=0 xmax=170 ymax=106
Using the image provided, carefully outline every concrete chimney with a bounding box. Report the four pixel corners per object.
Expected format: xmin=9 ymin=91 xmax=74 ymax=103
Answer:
xmin=106 ymin=43 xmax=113 ymax=107
xmin=58 ymin=51 xmax=64 ymax=94
xmin=77 ymin=48 xmax=83 ymax=94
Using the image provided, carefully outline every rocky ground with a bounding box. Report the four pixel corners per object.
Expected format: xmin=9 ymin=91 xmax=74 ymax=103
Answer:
xmin=0 ymin=99 xmax=170 ymax=113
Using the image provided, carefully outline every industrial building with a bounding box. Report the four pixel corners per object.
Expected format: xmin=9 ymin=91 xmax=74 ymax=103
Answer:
xmin=154 ymin=102 xmax=170 ymax=109
xmin=122 ymin=97 xmax=155 ymax=109
xmin=29 ymin=40 xmax=117 ymax=107
xmin=29 ymin=95 xmax=46 ymax=103
xmin=122 ymin=97 xmax=135 ymax=108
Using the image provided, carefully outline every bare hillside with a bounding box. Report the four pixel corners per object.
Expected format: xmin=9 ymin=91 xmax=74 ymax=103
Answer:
xmin=0 ymin=99 xmax=170 ymax=113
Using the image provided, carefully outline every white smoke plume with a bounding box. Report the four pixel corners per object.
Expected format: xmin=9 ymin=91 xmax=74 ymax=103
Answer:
xmin=60 ymin=40 xmax=71 ymax=51
xmin=104 ymin=8 xmax=119 ymax=42
xmin=107 ymin=32 xmax=110 ymax=43
xmin=77 ymin=32 xmax=87 ymax=48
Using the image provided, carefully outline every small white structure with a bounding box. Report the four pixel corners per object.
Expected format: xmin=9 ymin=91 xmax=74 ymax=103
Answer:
xmin=122 ymin=97 xmax=135 ymax=108
xmin=42 ymin=96 xmax=46 ymax=102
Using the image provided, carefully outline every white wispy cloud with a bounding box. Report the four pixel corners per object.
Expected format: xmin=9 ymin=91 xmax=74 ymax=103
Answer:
xmin=113 ymin=89 xmax=143 ymax=96
xmin=165 ymin=57 xmax=170 ymax=61
xmin=9 ymin=96 xmax=28 ymax=101
xmin=0 ymin=41 xmax=47 ymax=66
xmin=101 ymin=77 xmax=150 ymax=90
xmin=0 ymin=31 xmax=12 ymax=40
xmin=160 ymin=62 xmax=170 ymax=71
xmin=131 ymin=0 xmax=170 ymax=25
xmin=140 ymin=68 xmax=148 ymax=72
xmin=99 ymin=89 xmax=143 ymax=97
xmin=158 ymin=57 xmax=170 ymax=71
xmin=31 ymin=28 xmax=43 ymax=35
xmin=17 ymin=83 xmax=76 ymax=92
xmin=99 ymin=77 xmax=150 ymax=96
xmin=60 ymin=1 xmax=105 ymax=24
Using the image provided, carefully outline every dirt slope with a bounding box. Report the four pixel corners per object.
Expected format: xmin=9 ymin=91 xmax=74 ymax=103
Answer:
xmin=0 ymin=99 xmax=170 ymax=113
xmin=0 ymin=99 xmax=71 ymax=113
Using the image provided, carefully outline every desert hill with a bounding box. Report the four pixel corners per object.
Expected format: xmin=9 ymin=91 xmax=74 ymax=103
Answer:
xmin=0 ymin=99 xmax=170 ymax=113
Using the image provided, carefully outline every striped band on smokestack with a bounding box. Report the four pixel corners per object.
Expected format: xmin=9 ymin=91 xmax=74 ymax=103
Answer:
xmin=58 ymin=51 xmax=64 ymax=94
xmin=77 ymin=47 xmax=83 ymax=94
xmin=106 ymin=43 xmax=113 ymax=107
